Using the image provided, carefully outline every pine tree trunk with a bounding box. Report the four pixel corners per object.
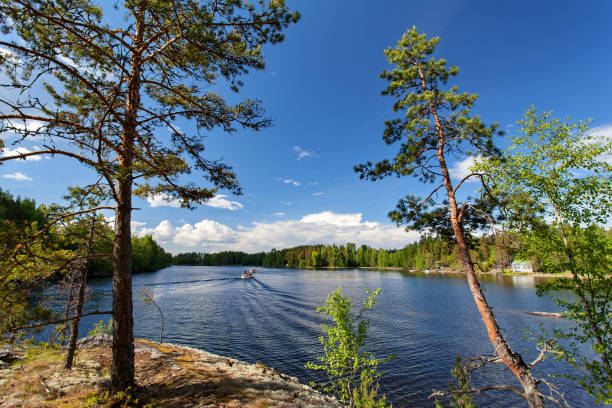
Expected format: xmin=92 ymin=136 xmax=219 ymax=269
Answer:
xmin=110 ymin=6 xmax=144 ymax=391
xmin=111 ymin=178 xmax=135 ymax=390
xmin=455 ymin=226 xmax=544 ymax=407
xmin=416 ymin=62 xmax=545 ymax=407
xmin=63 ymin=259 xmax=87 ymax=369
xmin=442 ymin=144 xmax=545 ymax=408
xmin=64 ymin=219 xmax=96 ymax=369
xmin=61 ymin=274 xmax=76 ymax=346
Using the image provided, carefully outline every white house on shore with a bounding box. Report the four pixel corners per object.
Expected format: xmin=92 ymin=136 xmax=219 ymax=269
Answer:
xmin=511 ymin=260 xmax=533 ymax=273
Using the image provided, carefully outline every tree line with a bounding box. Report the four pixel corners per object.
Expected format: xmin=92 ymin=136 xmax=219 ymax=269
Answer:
xmin=0 ymin=189 xmax=172 ymax=277
xmin=0 ymin=187 xmax=172 ymax=367
xmin=172 ymin=228 xmax=610 ymax=273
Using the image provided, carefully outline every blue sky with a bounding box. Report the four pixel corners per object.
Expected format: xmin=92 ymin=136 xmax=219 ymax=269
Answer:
xmin=1 ymin=0 xmax=611 ymax=253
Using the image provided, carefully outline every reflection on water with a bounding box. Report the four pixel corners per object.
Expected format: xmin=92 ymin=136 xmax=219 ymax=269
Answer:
xmin=63 ymin=266 xmax=596 ymax=407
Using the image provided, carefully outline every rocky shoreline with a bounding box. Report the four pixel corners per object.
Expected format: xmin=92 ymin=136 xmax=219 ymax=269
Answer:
xmin=0 ymin=335 xmax=341 ymax=407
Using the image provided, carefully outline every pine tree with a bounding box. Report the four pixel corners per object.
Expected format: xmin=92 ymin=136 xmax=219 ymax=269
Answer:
xmin=0 ymin=0 xmax=298 ymax=390
xmin=355 ymin=27 xmax=545 ymax=407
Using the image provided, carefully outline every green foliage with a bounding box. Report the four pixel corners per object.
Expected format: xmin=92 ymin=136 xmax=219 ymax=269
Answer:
xmin=306 ymin=287 xmax=392 ymax=408
xmin=0 ymin=187 xmax=171 ymax=340
xmin=0 ymin=190 xmax=67 ymax=339
xmin=354 ymin=26 xmax=501 ymax=238
xmin=88 ymin=318 xmax=113 ymax=337
xmin=86 ymin=386 xmax=153 ymax=408
xmin=434 ymin=355 xmax=477 ymax=408
xmin=352 ymin=371 xmax=390 ymax=408
xmin=0 ymin=189 xmax=46 ymax=231
xmin=476 ymin=107 xmax=612 ymax=403
xmin=87 ymin=230 xmax=172 ymax=276
xmin=535 ymin=225 xmax=612 ymax=403
xmin=131 ymin=236 xmax=173 ymax=275
xmin=476 ymin=106 xmax=612 ymax=227
xmin=19 ymin=341 xmax=63 ymax=366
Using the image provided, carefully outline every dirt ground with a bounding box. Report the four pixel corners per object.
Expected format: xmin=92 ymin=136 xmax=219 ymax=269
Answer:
xmin=0 ymin=335 xmax=341 ymax=407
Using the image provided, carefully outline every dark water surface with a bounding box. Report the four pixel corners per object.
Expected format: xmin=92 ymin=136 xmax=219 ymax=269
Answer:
xmin=74 ymin=266 xmax=597 ymax=407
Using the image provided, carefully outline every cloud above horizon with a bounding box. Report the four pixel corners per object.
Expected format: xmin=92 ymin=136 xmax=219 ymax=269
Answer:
xmin=2 ymin=172 xmax=32 ymax=181
xmin=450 ymin=156 xmax=481 ymax=183
xmin=205 ymin=194 xmax=244 ymax=211
xmin=146 ymin=193 xmax=243 ymax=211
xmin=279 ymin=178 xmax=300 ymax=186
xmin=1 ymin=147 xmax=42 ymax=161
xmin=589 ymin=124 xmax=612 ymax=164
xmin=138 ymin=219 xmax=239 ymax=248
xmin=134 ymin=210 xmax=420 ymax=253
xmin=146 ymin=193 xmax=181 ymax=208
xmin=293 ymin=145 xmax=317 ymax=160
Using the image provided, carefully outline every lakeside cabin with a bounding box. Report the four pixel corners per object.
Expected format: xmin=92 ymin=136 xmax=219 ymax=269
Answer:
xmin=511 ymin=260 xmax=533 ymax=273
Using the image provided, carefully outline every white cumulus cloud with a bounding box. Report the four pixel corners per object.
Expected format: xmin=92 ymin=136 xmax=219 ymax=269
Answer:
xmin=146 ymin=193 xmax=181 ymax=208
xmin=139 ymin=211 xmax=420 ymax=254
xmin=293 ymin=145 xmax=318 ymax=160
xmin=137 ymin=219 xmax=239 ymax=249
xmin=147 ymin=193 xmax=243 ymax=211
xmin=450 ymin=156 xmax=481 ymax=182
xmin=2 ymin=172 xmax=32 ymax=181
xmin=205 ymin=194 xmax=243 ymax=211
xmin=1 ymin=147 xmax=41 ymax=161
xmin=588 ymin=124 xmax=612 ymax=164
xmin=279 ymin=178 xmax=300 ymax=186
xmin=300 ymin=211 xmax=364 ymax=227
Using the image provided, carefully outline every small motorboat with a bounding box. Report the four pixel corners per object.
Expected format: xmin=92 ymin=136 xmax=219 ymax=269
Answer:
xmin=241 ymin=267 xmax=256 ymax=280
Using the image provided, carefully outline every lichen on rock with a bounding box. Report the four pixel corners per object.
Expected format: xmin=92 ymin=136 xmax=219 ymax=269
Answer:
xmin=0 ymin=336 xmax=341 ymax=407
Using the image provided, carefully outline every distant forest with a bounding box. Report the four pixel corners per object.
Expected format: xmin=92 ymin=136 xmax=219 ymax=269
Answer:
xmin=173 ymin=235 xmax=516 ymax=271
xmin=172 ymin=227 xmax=612 ymax=272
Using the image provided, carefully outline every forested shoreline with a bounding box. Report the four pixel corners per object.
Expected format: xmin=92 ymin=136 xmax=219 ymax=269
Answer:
xmin=0 ymin=189 xmax=172 ymax=278
xmin=172 ymin=228 xmax=611 ymax=273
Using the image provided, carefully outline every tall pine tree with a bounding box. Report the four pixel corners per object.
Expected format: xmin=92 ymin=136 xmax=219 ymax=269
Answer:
xmin=0 ymin=0 xmax=298 ymax=390
xmin=355 ymin=27 xmax=546 ymax=407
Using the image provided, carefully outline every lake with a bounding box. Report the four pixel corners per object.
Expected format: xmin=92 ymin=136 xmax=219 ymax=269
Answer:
xmin=72 ymin=266 xmax=598 ymax=407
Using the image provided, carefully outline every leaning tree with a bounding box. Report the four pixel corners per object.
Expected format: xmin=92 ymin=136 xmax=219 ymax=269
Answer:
xmin=355 ymin=27 xmax=553 ymax=407
xmin=0 ymin=0 xmax=298 ymax=390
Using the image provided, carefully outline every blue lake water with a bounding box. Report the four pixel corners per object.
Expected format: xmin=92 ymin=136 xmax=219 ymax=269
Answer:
xmin=70 ymin=266 xmax=598 ymax=407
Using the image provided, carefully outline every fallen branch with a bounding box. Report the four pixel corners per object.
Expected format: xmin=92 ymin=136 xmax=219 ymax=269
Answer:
xmin=430 ymin=384 xmax=525 ymax=399
xmin=38 ymin=375 xmax=51 ymax=396
xmin=525 ymin=311 xmax=562 ymax=318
